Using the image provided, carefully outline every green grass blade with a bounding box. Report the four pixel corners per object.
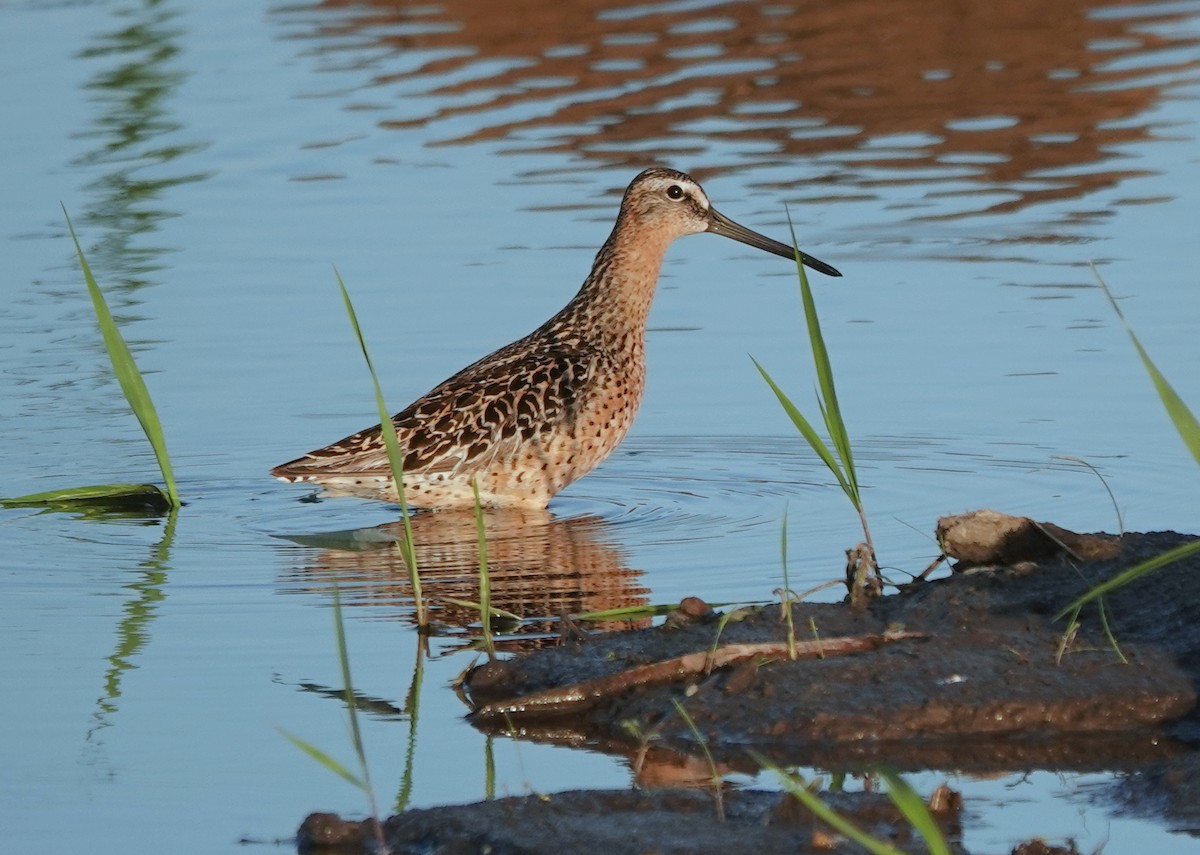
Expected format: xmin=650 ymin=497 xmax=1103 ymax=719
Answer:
xmin=63 ymin=206 xmax=180 ymax=509
xmin=336 ymin=272 xmax=403 ymax=483
xmin=1056 ymin=538 xmax=1200 ymax=617
xmin=438 ymin=597 xmax=522 ymax=622
xmin=573 ymin=600 xmax=762 ymax=622
xmin=1093 ymin=265 xmax=1200 ymax=466
xmin=277 ymin=728 xmax=365 ymax=790
xmin=280 ymin=584 xmax=387 ymax=851
xmin=336 ymin=270 xmax=425 ymax=628
xmin=672 ymin=699 xmax=724 ymax=820
xmin=329 ymin=585 xmax=388 ymax=850
xmin=1054 ymin=456 xmax=1124 ymax=535
xmin=785 ymin=209 xmax=859 ymax=501
xmin=1 ymin=483 xmax=170 ymax=510
xmin=484 ymin=735 xmax=496 ymax=801
xmin=752 ymin=357 xmax=853 ymax=498
xmin=331 ymin=586 xmax=372 ymax=794
xmin=814 ymin=392 xmax=857 ymax=505
xmin=336 ymin=271 xmax=408 ymax=498
xmin=1096 ymin=595 xmax=1128 ymax=664
xmin=395 ymin=642 xmax=425 ymax=815
xmin=781 ymin=505 xmax=796 ymax=659
xmin=704 ymin=609 xmax=741 ymax=667
xmin=756 ymin=755 xmax=906 ymax=855
xmin=1058 ymin=270 xmax=1200 ymax=621
xmin=877 ymin=769 xmax=952 ymax=855
xmin=472 ymin=479 xmax=496 ymax=661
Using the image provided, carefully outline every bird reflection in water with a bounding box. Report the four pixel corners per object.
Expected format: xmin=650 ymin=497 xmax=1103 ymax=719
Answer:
xmin=277 ymin=508 xmax=649 ymax=648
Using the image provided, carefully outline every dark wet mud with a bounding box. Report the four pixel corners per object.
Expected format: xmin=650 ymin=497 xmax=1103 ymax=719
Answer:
xmin=299 ymin=786 xmax=965 ymax=855
xmin=300 ymin=519 xmax=1200 ymax=853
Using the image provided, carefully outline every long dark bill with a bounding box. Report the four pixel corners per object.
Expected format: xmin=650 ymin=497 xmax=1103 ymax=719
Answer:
xmin=707 ymin=208 xmax=841 ymax=277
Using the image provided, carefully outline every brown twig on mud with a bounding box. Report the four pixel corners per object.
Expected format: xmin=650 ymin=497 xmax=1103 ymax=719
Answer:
xmin=470 ymin=628 xmax=926 ymax=722
xmin=915 ymin=553 xmax=948 ymax=581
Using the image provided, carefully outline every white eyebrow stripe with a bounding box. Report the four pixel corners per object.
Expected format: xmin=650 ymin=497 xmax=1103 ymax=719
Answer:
xmin=673 ymin=179 xmax=710 ymax=209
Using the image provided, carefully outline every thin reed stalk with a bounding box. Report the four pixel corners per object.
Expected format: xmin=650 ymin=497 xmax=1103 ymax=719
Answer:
xmin=671 ymin=699 xmax=725 ymax=821
xmin=1058 ymin=267 xmax=1200 ymax=615
xmin=780 ymin=506 xmax=797 ymax=660
xmin=279 ymin=585 xmax=389 ymax=854
xmin=394 ymin=639 xmax=425 ymax=814
xmin=752 ymin=210 xmax=878 ymax=589
xmin=336 ymin=271 xmax=426 ymax=629
xmin=471 ymin=479 xmax=496 ymax=662
xmin=756 ymin=757 xmax=951 ymax=855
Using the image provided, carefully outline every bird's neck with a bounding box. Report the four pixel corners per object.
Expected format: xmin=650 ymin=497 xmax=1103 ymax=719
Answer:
xmin=560 ymin=221 xmax=673 ymax=341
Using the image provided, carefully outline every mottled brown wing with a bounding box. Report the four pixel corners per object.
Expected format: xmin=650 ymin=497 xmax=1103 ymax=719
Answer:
xmin=271 ymin=341 xmax=596 ymax=480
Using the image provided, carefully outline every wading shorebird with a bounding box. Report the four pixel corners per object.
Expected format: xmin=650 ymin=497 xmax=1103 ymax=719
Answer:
xmin=272 ymin=167 xmax=841 ymax=509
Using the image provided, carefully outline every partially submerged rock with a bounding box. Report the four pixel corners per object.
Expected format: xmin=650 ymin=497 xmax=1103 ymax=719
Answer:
xmin=936 ymin=509 xmax=1123 ymax=567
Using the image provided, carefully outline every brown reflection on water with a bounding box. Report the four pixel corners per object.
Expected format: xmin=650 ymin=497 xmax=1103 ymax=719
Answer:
xmin=279 ymin=0 xmax=1199 ymax=215
xmin=479 ymin=717 xmax=1184 ymax=778
xmin=279 ymin=509 xmax=650 ymax=645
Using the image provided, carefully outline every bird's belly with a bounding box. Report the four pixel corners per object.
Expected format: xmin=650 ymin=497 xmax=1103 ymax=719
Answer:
xmin=413 ymin=395 xmax=641 ymax=508
xmin=411 ymin=415 xmax=637 ymax=509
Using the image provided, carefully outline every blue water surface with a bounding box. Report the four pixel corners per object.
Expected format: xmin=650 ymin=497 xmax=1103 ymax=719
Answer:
xmin=2 ymin=0 xmax=1199 ymax=851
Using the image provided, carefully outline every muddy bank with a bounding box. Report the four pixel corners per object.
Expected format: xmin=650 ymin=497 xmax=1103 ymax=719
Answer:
xmin=466 ymin=526 xmax=1199 ymax=768
xmin=299 ymin=786 xmax=967 ymax=855
xmin=301 ymin=521 xmax=1200 ymax=852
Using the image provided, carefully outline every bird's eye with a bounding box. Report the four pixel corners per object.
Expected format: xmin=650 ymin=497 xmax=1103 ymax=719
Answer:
xmin=666 ymin=185 xmax=685 ymax=200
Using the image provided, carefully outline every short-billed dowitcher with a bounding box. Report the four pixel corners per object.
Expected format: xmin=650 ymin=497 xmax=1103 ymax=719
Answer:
xmin=272 ymin=167 xmax=840 ymax=509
